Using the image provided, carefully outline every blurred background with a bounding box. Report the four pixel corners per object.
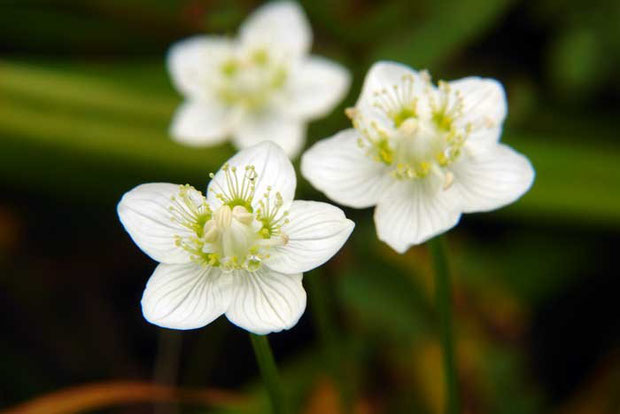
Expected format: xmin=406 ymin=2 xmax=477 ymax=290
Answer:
xmin=1 ymin=0 xmax=619 ymax=413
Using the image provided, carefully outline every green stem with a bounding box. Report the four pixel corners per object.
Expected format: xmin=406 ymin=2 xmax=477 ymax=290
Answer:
xmin=428 ymin=236 xmax=460 ymax=414
xmin=307 ymin=270 xmax=352 ymax=413
xmin=307 ymin=271 xmax=337 ymax=352
xmin=153 ymin=330 xmax=182 ymax=414
xmin=250 ymin=334 xmax=286 ymax=414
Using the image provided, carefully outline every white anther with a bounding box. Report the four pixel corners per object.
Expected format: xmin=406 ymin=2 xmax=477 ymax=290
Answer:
xmin=399 ymin=118 xmax=418 ymax=135
xmin=443 ymin=171 xmax=455 ymax=190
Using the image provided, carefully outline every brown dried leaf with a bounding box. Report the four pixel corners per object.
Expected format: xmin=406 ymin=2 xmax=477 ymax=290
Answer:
xmin=2 ymin=380 xmax=249 ymax=414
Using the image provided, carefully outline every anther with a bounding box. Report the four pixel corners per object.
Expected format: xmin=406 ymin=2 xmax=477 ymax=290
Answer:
xmin=443 ymin=171 xmax=455 ymax=190
xmin=345 ymin=107 xmax=357 ymax=119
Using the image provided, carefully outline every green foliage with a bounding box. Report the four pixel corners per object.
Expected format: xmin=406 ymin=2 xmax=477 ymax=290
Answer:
xmin=337 ymin=251 xmax=433 ymax=341
xmin=2 ymin=61 xmax=620 ymax=224
xmin=373 ymin=0 xmax=516 ymax=69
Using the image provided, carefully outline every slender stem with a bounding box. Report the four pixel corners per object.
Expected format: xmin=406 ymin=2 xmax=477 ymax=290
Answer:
xmin=428 ymin=236 xmax=460 ymax=414
xmin=307 ymin=271 xmax=337 ymax=352
xmin=153 ymin=330 xmax=182 ymax=414
xmin=307 ymin=270 xmax=352 ymax=412
xmin=250 ymin=334 xmax=286 ymax=414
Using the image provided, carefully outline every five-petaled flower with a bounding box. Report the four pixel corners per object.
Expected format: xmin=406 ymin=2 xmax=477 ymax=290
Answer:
xmin=167 ymin=1 xmax=350 ymax=158
xmin=118 ymin=142 xmax=354 ymax=334
xmin=301 ymin=61 xmax=534 ymax=253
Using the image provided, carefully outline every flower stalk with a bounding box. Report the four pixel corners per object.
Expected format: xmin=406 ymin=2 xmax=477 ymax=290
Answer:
xmin=250 ymin=334 xmax=286 ymax=414
xmin=428 ymin=236 xmax=459 ymax=414
xmin=153 ymin=330 xmax=182 ymax=414
xmin=306 ymin=270 xmax=352 ymax=412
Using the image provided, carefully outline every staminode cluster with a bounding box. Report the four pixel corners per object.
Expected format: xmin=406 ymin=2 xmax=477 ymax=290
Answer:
xmin=169 ymin=165 xmax=289 ymax=272
xmin=350 ymin=72 xmax=476 ymax=188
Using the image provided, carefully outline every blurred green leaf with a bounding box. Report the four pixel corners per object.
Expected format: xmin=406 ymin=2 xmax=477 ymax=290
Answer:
xmin=373 ymin=0 xmax=515 ymax=69
xmin=548 ymin=27 xmax=605 ymax=99
xmin=482 ymin=346 xmax=542 ymax=414
xmin=0 ymin=100 xmax=231 ymax=201
xmin=2 ymin=60 xmax=620 ymax=226
xmin=336 ymin=231 xmax=434 ymax=341
xmin=455 ymin=229 xmax=590 ymax=306
xmin=0 ymin=61 xmax=175 ymax=123
xmin=505 ymin=132 xmax=620 ymax=226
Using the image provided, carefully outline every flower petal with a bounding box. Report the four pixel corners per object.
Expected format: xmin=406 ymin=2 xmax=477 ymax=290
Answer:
xmin=117 ymin=183 xmax=195 ymax=264
xmin=449 ymin=143 xmax=535 ymax=213
xmin=448 ymin=77 xmax=507 ymax=139
xmin=282 ymin=56 xmax=350 ymax=120
xmin=266 ymin=200 xmax=355 ymax=274
xmin=301 ymin=129 xmax=394 ymax=208
xmin=207 ymin=141 xmax=297 ymax=209
xmin=141 ymin=263 xmax=231 ymax=330
xmin=170 ymin=101 xmax=231 ymax=146
xmin=167 ymin=35 xmax=235 ymax=100
xmin=466 ymin=126 xmax=503 ymax=147
xmin=357 ymin=61 xmax=427 ymax=108
xmin=232 ymin=112 xmax=305 ymax=158
xmin=225 ymin=268 xmax=306 ymax=334
xmin=374 ymin=177 xmax=462 ymax=252
xmin=239 ymin=1 xmax=311 ymax=57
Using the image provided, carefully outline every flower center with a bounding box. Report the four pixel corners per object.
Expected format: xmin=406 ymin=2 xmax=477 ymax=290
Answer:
xmin=170 ymin=166 xmax=289 ymax=271
xmin=216 ymin=48 xmax=288 ymax=110
xmin=351 ymin=74 xmax=468 ymax=186
xmin=201 ymin=204 xmax=265 ymax=270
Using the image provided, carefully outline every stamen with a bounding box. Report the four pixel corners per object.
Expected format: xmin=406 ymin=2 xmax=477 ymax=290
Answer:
xmin=209 ymin=164 xmax=257 ymax=210
xmin=255 ymin=187 xmax=289 ymax=239
xmin=352 ymin=114 xmax=394 ymax=165
xmin=345 ymin=107 xmax=357 ymax=119
xmin=443 ymin=171 xmax=455 ymax=190
xmin=168 ymin=185 xmax=211 ymax=234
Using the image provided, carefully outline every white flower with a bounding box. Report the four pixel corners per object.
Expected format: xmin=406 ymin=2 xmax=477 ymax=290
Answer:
xmin=117 ymin=142 xmax=354 ymax=334
xmin=167 ymin=1 xmax=350 ymax=158
xmin=301 ymin=61 xmax=534 ymax=253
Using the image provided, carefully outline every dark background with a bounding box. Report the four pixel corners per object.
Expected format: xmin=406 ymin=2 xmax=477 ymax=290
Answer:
xmin=1 ymin=0 xmax=619 ymax=413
